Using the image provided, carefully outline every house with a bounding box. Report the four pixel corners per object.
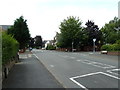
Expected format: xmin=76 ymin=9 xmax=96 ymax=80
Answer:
xmin=0 ymin=25 xmax=12 ymax=32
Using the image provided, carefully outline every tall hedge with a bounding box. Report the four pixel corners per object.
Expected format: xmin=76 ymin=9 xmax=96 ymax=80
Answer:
xmin=2 ymin=32 xmax=19 ymax=65
xmin=101 ymin=40 xmax=120 ymax=51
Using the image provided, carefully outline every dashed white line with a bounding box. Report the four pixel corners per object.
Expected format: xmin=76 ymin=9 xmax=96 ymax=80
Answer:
xmin=76 ymin=59 xmax=116 ymax=69
xmin=70 ymin=57 xmax=75 ymax=59
xmin=50 ymin=65 xmax=54 ymax=67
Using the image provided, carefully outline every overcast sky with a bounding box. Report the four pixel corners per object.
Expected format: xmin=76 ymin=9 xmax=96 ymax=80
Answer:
xmin=0 ymin=0 xmax=119 ymax=40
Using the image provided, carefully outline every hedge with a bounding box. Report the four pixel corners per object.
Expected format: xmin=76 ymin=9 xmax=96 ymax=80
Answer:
xmin=101 ymin=41 xmax=120 ymax=51
xmin=46 ymin=44 xmax=56 ymax=50
xmin=2 ymin=32 xmax=19 ymax=65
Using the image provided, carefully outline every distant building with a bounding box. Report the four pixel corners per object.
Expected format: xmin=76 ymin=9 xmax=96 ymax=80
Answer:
xmin=0 ymin=25 xmax=12 ymax=31
xmin=118 ymin=1 xmax=120 ymax=19
xmin=43 ymin=40 xmax=55 ymax=48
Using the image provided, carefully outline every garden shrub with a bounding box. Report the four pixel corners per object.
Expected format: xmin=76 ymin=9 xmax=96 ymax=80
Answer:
xmin=101 ymin=43 xmax=120 ymax=51
xmin=101 ymin=45 xmax=111 ymax=51
xmin=46 ymin=44 xmax=56 ymax=50
xmin=2 ymin=32 xmax=19 ymax=65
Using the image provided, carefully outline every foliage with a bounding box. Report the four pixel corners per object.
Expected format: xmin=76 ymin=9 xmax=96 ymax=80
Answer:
xmin=46 ymin=44 xmax=56 ymax=50
xmin=56 ymin=16 xmax=120 ymax=51
xmin=2 ymin=32 xmax=19 ymax=65
xmin=101 ymin=17 xmax=120 ymax=44
xmin=116 ymin=40 xmax=120 ymax=44
xmin=101 ymin=45 xmax=113 ymax=51
xmin=29 ymin=37 xmax=34 ymax=48
xmin=101 ymin=43 xmax=120 ymax=51
xmin=58 ymin=16 xmax=83 ymax=48
xmin=34 ymin=36 xmax=42 ymax=48
xmin=7 ymin=16 xmax=30 ymax=49
xmin=85 ymin=20 xmax=102 ymax=46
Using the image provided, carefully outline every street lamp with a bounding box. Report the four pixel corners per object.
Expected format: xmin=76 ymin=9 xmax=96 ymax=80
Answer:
xmin=93 ymin=38 xmax=96 ymax=53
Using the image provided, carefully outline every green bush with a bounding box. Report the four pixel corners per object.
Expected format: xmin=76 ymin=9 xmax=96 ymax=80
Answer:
xmin=2 ymin=32 xmax=19 ymax=65
xmin=116 ymin=40 xmax=120 ymax=44
xmin=101 ymin=45 xmax=111 ymax=51
xmin=46 ymin=44 xmax=56 ymax=50
xmin=101 ymin=44 xmax=120 ymax=51
xmin=112 ymin=44 xmax=120 ymax=51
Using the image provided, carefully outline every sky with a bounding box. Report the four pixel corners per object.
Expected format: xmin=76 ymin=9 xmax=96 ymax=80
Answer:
xmin=0 ymin=0 xmax=119 ymax=40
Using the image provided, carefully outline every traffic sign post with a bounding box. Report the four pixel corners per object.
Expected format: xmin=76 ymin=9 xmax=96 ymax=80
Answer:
xmin=93 ymin=38 xmax=96 ymax=53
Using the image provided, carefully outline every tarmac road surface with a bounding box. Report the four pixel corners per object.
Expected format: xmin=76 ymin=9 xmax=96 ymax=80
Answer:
xmin=32 ymin=49 xmax=119 ymax=89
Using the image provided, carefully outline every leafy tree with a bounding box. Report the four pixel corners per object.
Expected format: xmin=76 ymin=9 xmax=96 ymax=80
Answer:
xmin=58 ymin=16 xmax=83 ymax=48
xmin=29 ymin=37 xmax=34 ymax=48
xmin=7 ymin=16 xmax=30 ymax=49
xmin=34 ymin=35 xmax=42 ymax=48
xmin=101 ymin=17 xmax=120 ymax=44
xmin=85 ymin=20 xmax=102 ymax=46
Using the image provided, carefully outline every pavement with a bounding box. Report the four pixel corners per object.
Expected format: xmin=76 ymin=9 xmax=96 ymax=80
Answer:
xmin=2 ymin=50 xmax=64 ymax=88
xmin=32 ymin=49 xmax=120 ymax=89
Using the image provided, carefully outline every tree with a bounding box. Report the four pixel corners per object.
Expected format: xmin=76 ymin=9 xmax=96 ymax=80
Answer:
xmin=58 ymin=16 xmax=83 ymax=49
xmin=101 ymin=17 xmax=120 ymax=44
xmin=29 ymin=37 xmax=34 ymax=48
xmin=34 ymin=35 xmax=42 ymax=48
xmin=7 ymin=16 xmax=30 ymax=49
xmin=85 ymin=20 xmax=102 ymax=46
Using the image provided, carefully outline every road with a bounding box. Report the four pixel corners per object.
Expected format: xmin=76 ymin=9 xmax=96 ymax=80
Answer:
xmin=32 ymin=49 xmax=120 ymax=89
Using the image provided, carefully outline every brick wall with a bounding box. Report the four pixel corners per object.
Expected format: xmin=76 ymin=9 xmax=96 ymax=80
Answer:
xmin=107 ymin=51 xmax=120 ymax=56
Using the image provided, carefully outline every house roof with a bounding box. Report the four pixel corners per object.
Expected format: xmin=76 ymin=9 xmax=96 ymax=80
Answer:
xmin=0 ymin=25 xmax=12 ymax=30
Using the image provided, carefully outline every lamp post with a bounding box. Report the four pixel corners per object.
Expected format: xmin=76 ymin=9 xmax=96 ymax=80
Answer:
xmin=93 ymin=38 xmax=96 ymax=53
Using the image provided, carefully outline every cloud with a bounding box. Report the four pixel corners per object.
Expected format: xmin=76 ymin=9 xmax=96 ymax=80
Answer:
xmin=0 ymin=0 xmax=118 ymax=40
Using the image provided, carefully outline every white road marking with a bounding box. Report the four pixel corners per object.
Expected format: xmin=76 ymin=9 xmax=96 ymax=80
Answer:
xmin=70 ymin=72 xmax=102 ymax=90
xmin=107 ymin=69 xmax=120 ymax=76
xmin=41 ymin=51 xmax=43 ymax=52
xmin=76 ymin=59 xmax=116 ymax=69
xmin=28 ymin=54 xmax=32 ymax=57
xmin=89 ymin=53 xmax=93 ymax=54
xmin=100 ymin=72 xmax=120 ymax=80
xmin=71 ymin=72 xmax=102 ymax=79
xmin=70 ymin=57 xmax=75 ymax=59
xmin=50 ymin=65 xmax=54 ymax=67
xmin=72 ymin=53 xmax=77 ymax=55
xmin=76 ymin=60 xmax=81 ymax=62
xmin=80 ymin=54 xmax=87 ymax=56
xmin=70 ymin=78 xmax=88 ymax=90
xmin=33 ymin=54 xmax=39 ymax=60
xmin=61 ymin=55 xmax=68 ymax=58
xmin=70 ymin=72 xmax=120 ymax=89
xmin=19 ymin=55 xmax=28 ymax=59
